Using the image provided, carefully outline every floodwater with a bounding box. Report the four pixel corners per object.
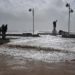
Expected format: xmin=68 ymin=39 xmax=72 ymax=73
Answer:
xmin=0 ymin=35 xmax=75 ymax=75
xmin=7 ymin=35 xmax=75 ymax=51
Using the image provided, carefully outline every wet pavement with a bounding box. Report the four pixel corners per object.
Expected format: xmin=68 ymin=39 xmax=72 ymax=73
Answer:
xmin=0 ymin=53 xmax=75 ymax=75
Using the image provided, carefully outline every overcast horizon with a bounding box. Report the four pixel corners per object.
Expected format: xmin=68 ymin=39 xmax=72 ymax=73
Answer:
xmin=0 ymin=0 xmax=75 ymax=33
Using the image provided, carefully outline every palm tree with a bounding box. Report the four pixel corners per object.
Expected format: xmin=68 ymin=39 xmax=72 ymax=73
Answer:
xmin=1 ymin=24 xmax=8 ymax=39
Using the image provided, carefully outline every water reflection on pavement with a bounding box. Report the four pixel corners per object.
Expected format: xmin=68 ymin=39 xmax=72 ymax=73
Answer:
xmin=0 ymin=53 xmax=75 ymax=75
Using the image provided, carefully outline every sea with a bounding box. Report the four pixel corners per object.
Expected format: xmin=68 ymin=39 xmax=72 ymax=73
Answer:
xmin=0 ymin=35 xmax=75 ymax=63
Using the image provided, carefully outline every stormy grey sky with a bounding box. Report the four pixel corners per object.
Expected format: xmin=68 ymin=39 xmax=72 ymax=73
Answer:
xmin=0 ymin=0 xmax=75 ymax=33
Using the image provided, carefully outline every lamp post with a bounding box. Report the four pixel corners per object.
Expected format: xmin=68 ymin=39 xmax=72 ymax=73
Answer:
xmin=29 ymin=8 xmax=34 ymax=35
xmin=66 ymin=3 xmax=73 ymax=34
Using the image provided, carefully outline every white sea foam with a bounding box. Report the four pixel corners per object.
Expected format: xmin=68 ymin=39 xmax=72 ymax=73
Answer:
xmin=0 ymin=46 xmax=75 ymax=63
xmin=0 ymin=35 xmax=75 ymax=63
xmin=7 ymin=35 xmax=75 ymax=51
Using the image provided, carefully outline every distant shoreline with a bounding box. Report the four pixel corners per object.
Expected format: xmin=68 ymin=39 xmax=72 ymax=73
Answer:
xmin=0 ymin=32 xmax=52 ymax=37
xmin=0 ymin=33 xmax=40 ymax=37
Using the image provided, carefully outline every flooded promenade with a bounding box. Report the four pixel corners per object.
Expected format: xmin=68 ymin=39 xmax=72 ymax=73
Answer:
xmin=0 ymin=35 xmax=75 ymax=75
xmin=0 ymin=49 xmax=75 ymax=75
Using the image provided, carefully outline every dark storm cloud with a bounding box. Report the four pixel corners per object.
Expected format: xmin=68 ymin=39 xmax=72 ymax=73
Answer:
xmin=0 ymin=0 xmax=75 ymax=32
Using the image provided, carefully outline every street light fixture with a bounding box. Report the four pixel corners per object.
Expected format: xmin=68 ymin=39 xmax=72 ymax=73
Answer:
xmin=29 ymin=8 xmax=34 ymax=35
xmin=66 ymin=3 xmax=73 ymax=34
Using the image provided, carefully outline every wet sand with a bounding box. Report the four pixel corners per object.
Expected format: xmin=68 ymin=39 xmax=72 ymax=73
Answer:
xmin=0 ymin=54 xmax=75 ymax=75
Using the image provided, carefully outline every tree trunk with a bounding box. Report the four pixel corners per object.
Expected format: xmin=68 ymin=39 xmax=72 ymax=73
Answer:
xmin=2 ymin=32 xmax=6 ymax=39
